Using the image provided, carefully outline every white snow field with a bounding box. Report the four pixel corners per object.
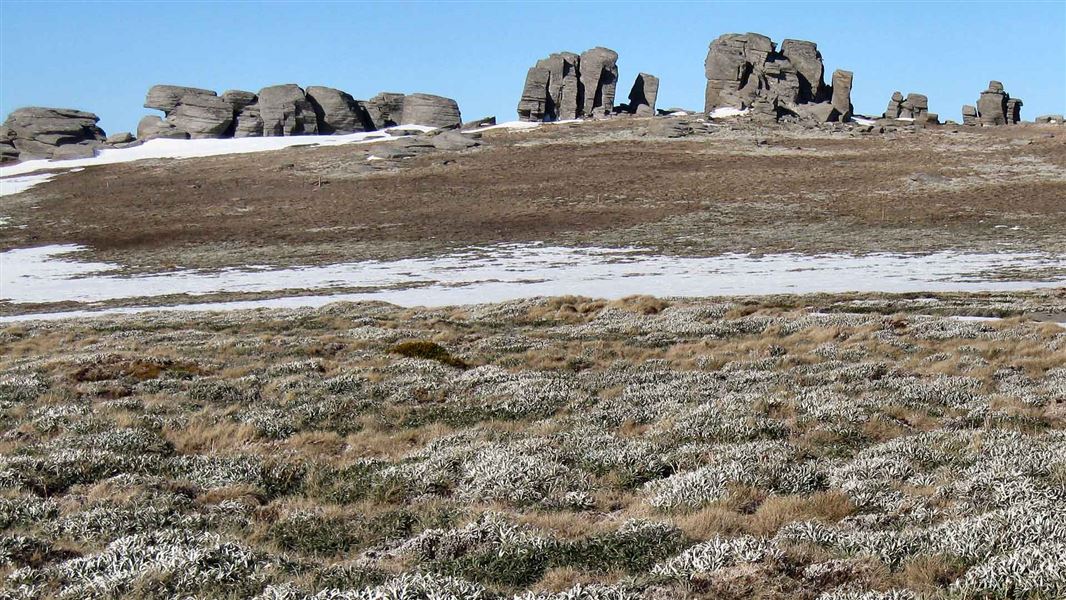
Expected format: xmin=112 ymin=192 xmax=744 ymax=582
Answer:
xmin=2 ymin=243 xmax=1064 ymax=322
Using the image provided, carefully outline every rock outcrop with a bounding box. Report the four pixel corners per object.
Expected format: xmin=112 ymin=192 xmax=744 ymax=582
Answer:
xmin=884 ymin=92 xmax=928 ymax=120
xmin=974 ymin=81 xmax=1021 ymax=126
xmin=136 ymin=115 xmax=188 ymax=140
xmin=703 ymin=33 xmax=850 ymax=123
xmin=257 ymin=84 xmax=318 ymax=136
xmin=623 ymin=73 xmax=659 ymax=116
xmin=1035 ymin=114 xmax=1064 ymax=124
xmin=1 ymin=107 xmax=106 ymax=161
xmin=580 ymin=47 xmax=619 ymax=117
xmin=167 ymin=94 xmax=234 ymax=139
xmin=399 ymin=93 xmax=462 ymax=129
xmin=962 ymin=105 xmax=978 ymax=125
xmin=517 ymin=47 xmax=618 ymax=121
xmin=144 ymin=85 xmax=216 ymax=115
xmin=365 ymin=92 xmax=406 ymax=129
xmin=306 ymin=86 xmax=372 ymax=134
xmin=830 ymin=70 xmax=853 ymax=120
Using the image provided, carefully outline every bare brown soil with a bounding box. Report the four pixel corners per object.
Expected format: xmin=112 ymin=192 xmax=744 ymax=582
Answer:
xmin=2 ymin=118 xmax=1064 ymax=271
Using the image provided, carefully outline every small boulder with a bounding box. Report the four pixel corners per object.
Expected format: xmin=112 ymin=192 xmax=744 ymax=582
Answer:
xmin=106 ymin=132 xmax=134 ymax=144
xmin=430 ymin=130 xmax=481 ymax=151
xmin=462 ymin=116 xmax=496 ymax=129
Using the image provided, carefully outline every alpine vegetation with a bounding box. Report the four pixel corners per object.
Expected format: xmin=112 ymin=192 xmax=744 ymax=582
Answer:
xmin=0 ymin=291 xmax=1063 ymax=598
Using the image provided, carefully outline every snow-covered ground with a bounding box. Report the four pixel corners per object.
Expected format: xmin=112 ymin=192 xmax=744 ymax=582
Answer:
xmin=2 ymin=243 xmax=1064 ymax=322
xmin=0 ymin=126 xmax=443 ymax=196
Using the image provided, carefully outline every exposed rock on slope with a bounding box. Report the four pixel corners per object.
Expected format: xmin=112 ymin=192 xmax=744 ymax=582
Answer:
xmin=703 ymin=33 xmax=850 ymax=123
xmin=1 ymin=107 xmax=106 ymax=161
xmin=257 ymin=84 xmax=319 ymax=136
xmin=975 ymin=80 xmax=1022 ymax=125
xmin=517 ymin=47 xmax=618 ymax=121
xmin=306 ymin=86 xmax=373 ymax=134
xmin=399 ymin=93 xmax=462 ymax=129
xmin=624 ymin=73 xmax=660 ymax=116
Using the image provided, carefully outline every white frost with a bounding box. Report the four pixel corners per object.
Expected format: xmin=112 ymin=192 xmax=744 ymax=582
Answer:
xmin=2 ymin=244 xmax=1064 ymax=322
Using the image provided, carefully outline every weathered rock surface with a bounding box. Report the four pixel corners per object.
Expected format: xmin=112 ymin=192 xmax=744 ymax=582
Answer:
xmin=1035 ymin=114 xmax=1064 ymax=124
xmin=137 ymin=115 xmax=188 ymax=140
xmin=517 ymin=47 xmax=621 ymax=121
xmin=221 ymin=90 xmax=258 ymax=112
xmin=399 ymin=93 xmax=462 ymax=129
xmin=780 ymin=39 xmax=827 ymax=102
xmin=462 ymin=116 xmax=496 ymax=129
xmin=257 ymin=84 xmax=318 ymax=136
xmin=233 ymin=106 xmax=264 ymax=138
xmin=1005 ymin=98 xmax=1022 ymax=125
xmin=167 ymin=93 xmax=234 ymax=138
xmin=429 ymin=130 xmax=481 ymax=151
xmin=703 ymin=33 xmax=846 ymax=123
xmin=885 ymin=92 xmax=928 ymax=119
xmin=144 ymin=85 xmax=216 ymax=115
xmin=517 ymin=66 xmax=551 ymax=122
xmin=365 ymin=92 xmax=405 ymax=129
xmin=306 ymin=86 xmax=372 ymax=134
xmin=579 ymin=47 xmax=619 ymax=117
xmin=2 ymin=107 xmax=107 ymax=160
xmin=106 ymin=132 xmax=134 ymax=144
xmin=830 ymin=69 xmax=853 ymax=120
xmin=975 ymin=81 xmax=1021 ymax=126
xmin=962 ymin=105 xmax=978 ymax=125
xmin=625 ymin=73 xmax=660 ymax=116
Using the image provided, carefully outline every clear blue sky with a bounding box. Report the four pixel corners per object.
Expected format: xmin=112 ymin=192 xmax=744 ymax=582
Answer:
xmin=2 ymin=1 xmax=1064 ymax=134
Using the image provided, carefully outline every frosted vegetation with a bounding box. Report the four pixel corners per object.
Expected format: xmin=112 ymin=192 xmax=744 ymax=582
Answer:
xmin=0 ymin=292 xmax=1062 ymax=598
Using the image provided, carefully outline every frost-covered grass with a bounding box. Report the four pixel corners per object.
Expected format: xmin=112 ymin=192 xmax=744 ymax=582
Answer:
xmin=0 ymin=291 xmax=1063 ymax=598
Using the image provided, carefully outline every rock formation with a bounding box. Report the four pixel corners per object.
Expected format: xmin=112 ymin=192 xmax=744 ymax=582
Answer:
xmin=306 ymin=86 xmax=372 ymax=134
xmin=1035 ymin=114 xmax=1064 ymax=124
xmin=137 ymin=115 xmax=187 ymax=140
xmin=703 ymin=33 xmax=850 ymax=123
xmin=884 ymin=92 xmax=928 ymax=119
xmin=167 ymin=94 xmax=234 ymax=139
xmin=462 ymin=116 xmax=496 ymax=130
xmin=1 ymin=107 xmax=106 ymax=161
xmin=623 ymin=73 xmax=659 ymax=116
xmin=399 ymin=93 xmax=462 ymax=129
xmin=257 ymin=84 xmax=318 ymax=136
xmin=364 ymin=93 xmax=406 ymax=129
xmin=830 ymin=70 xmax=853 ymax=120
xmin=974 ymin=81 xmax=1022 ymax=126
xmin=580 ymin=47 xmax=619 ymax=117
xmin=516 ymin=47 xmax=618 ymax=121
xmin=962 ymin=105 xmax=978 ymax=125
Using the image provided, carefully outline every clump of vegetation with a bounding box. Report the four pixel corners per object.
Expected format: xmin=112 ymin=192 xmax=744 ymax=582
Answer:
xmin=390 ymin=340 xmax=469 ymax=369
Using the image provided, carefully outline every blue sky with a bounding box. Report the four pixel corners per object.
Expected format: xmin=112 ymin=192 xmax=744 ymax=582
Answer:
xmin=2 ymin=1 xmax=1063 ymax=134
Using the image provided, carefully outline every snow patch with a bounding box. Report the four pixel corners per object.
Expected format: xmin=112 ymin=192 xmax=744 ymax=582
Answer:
xmin=2 ymin=244 xmax=1064 ymax=322
xmin=851 ymin=116 xmax=877 ymax=126
xmin=0 ymin=173 xmax=56 ymax=197
xmin=462 ymin=121 xmax=540 ymax=133
xmin=709 ymin=107 xmax=749 ymax=119
xmin=0 ymin=125 xmax=440 ymax=181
